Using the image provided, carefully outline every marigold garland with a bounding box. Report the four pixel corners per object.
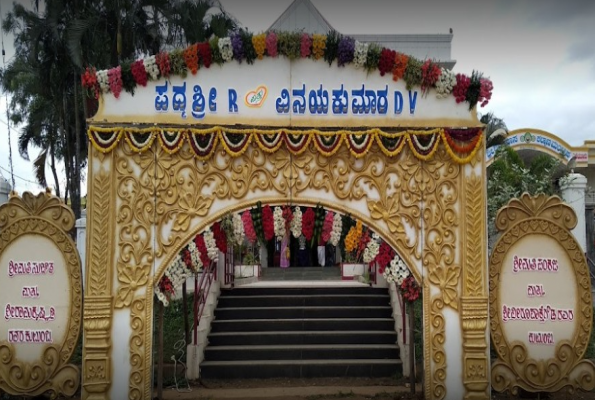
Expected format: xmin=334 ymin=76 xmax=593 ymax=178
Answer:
xmin=311 ymin=34 xmax=326 ymax=60
xmin=253 ymin=33 xmax=266 ymax=59
xmin=88 ymin=127 xmax=483 ymax=165
xmin=392 ymin=52 xmax=408 ymax=82
xmin=184 ymin=43 xmax=199 ymax=75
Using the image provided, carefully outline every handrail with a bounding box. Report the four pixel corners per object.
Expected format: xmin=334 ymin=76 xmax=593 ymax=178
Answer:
xmin=192 ymin=260 xmax=217 ymax=345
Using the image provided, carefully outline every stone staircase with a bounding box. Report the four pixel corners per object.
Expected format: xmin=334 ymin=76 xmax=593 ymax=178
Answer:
xmin=200 ymin=286 xmax=401 ymax=379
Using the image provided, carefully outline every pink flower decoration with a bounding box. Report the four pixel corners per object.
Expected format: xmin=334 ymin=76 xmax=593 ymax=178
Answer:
xmin=107 ymin=66 xmax=122 ymax=99
xmin=321 ymin=211 xmax=334 ymax=244
xmin=300 ymin=33 xmax=312 ymax=58
xmin=266 ymin=31 xmax=278 ymax=58
xmin=242 ymin=210 xmax=257 ymax=244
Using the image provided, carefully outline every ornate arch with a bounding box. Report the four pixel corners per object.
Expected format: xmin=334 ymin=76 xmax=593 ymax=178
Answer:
xmin=82 ymin=132 xmax=489 ymax=400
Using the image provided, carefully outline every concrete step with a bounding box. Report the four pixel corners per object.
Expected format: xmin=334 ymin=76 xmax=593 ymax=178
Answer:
xmin=205 ymin=344 xmax=399 ymax=361
xmin=210 ymin=318 xmax=395 ymax=333
xmin=217 ymin=294 xmax=391 ymax=308
xmin=214 ymin=306 xmax=393 ymax=320
xmin=207 ymin=330 xmax=398 ymax=346
xmin=200 ymin=359 xmax=402 ymax=379
xmin=219 ymin=287 xmax=389 ymax=296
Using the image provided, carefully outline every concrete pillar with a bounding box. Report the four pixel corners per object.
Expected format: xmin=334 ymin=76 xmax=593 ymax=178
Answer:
xmin=76 ymin=209 xmax=87 ymax=289
xmin=560 ymin=173 xmax=587 ymax=252
xmin=0 ymin=176 xmax=11 ymax=205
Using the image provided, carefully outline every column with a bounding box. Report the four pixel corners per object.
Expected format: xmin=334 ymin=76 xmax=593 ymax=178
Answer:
xmin=560 ymin=173 xmax=587 ymax=252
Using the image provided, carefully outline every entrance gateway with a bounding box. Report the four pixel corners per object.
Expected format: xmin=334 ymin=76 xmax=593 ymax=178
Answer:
xmin=81 ymin=35 xmax=489 ymax=400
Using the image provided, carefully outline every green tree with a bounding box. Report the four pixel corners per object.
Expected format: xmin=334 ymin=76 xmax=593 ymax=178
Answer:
xmin=487 ymin=146 xmax=568 ymax=251
xmin=480 ymin=111 xmax=508 ymax=149
xmin=1 ymin=0 xmax=237 ymax=219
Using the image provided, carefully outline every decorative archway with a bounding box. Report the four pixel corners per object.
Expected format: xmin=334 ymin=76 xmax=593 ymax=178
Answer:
xmin=81 ymin=33 xmax=490 ymax=400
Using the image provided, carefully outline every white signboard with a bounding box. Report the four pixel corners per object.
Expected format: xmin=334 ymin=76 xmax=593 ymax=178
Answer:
xmin=91 ymin=58 xmax=476 ymax=127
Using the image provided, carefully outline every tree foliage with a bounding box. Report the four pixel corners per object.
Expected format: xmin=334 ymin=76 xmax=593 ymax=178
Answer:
xmin=0 ymin=0 xmax=237 ymax=218
xmin=487 ymin=146 xmax=569 ymax=251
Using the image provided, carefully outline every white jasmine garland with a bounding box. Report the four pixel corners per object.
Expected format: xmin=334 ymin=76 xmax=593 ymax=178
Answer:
xmin=143 ymin=55 xmax=160 ymax=80
xmin=203 ymin=228 xmax=219 ymax=261
xmin=273 ymin=206 xmax=285 ymax=240
xmin=97 ymin=69 xmax=109 ymax=93
xmin=353 ymin=41 xmax=369 ymax=69
xmin=218 ymin=37 xmax=233 ymax=63
xmin=329 ymin=212 xmax=343 ymax=246
xmin=291 ymin=207 xmax=303 ymax=238
xmin=435 ymin=68 xmax=456 ymax=99
xmin=232 ymin=213 xmax=245 ymax=245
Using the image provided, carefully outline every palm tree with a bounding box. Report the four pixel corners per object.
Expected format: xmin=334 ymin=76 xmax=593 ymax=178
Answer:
xmin=480 ymin=112 xmax=508 ymax=149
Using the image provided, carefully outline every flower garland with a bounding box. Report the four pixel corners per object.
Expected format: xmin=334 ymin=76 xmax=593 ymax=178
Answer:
xmin=321 ymin=211 xmax=334 ymax=244
xmin=218 ymin=37 xmax=233 ymax=62
xmin=374 ymin=241 xmax=394 ymax=273
xmin=232 ymin=212 xmax=245 ymax=245
xmin=194 ymin=233 xmax=210 ymax=268
xmin=282 ymin=205 xmax=294 ymax=232
xmin=353 ymin=41 xmax=368 ymax=69
xmin=97 ymin=69 xmax=109 ymax=93
xmin=262 ymin=204 xmax=275 ymax=241
xmin=311 ymin=34 xmax=326 ymax=60
xmin=400 ymin=276 xmax=420 ymax=302
xmin=383 ymin=253 xmax=410 ymax=285
xmin=392 ymin=52 xmax=408 ymax=82
xmin=242 ymin=209 xmax=257 ymax=244
xmin=143 ymin=55 xmax=159 ymax=80
xmin=329 ymin=212 xmax=343 ymax=246
xmin=291 ymin=207 xmax=303 ymax=238
xmin=251 ymin=202 xmax=264 ymax=243
xmin=435 ymin=67 xmax=456 ymax=99
xmin=300 ymin=33 xmax=312 ymax=58
xmin=107 ymin=66 xmax=122 ymax=98
xmin=197 ymin=42 xmax=212 ymax=68
xmin=156 ymin=52 xmax=170 ymax=77
xmin=302 ymin=207 xmax=315 ymax=241
xmin=273 ymin=206 xmax=285 ymax=240
xmin=213 ymin=221 xmax=228 ymax=254
xmin=131 ymin=60 xmax=148 ymax=86
xmin=265 ymin=31 xmax=278 ymax=57
xmin=421 ymin=59 xmax=441 ymax=96
xmin=253 ymin=33 xmax=266 ymax=59
xmin=203 ymin=227 xmax=219 ymax=261
xmin=83 ymin=30 xmax=493 ymax=110
xmin=362 ymin=233 xmax=380 ymax=264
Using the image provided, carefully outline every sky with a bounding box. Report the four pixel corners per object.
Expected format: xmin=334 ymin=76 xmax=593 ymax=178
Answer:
xmin=0 ymin=0 xmax=594 ymax=194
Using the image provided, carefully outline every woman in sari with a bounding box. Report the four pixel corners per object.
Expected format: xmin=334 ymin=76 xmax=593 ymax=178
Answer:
xmin=280 ymin=231 xmax=290 ymax=268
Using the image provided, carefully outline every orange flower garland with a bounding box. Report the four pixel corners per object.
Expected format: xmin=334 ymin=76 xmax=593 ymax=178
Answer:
xmin=392 ymin=52 xmax=409 ymax=82
xmin=252 ymin=33 xmax=266 ymax=60
xmin=184 ymin=43 xmax=199 ymax=75
xmin=444 ymin=130 xmax=481 ymax=154
xmin=312 ymin=34 xmax=326 ymax=60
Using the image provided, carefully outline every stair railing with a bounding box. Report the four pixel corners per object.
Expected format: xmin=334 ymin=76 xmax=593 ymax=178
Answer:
xmin=192 ymin=259 xmax=217 ymax=346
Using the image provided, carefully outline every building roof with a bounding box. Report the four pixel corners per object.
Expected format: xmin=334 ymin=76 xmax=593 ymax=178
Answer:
xmin=269 ymin=0 xmax=334 ymax=34
xmin=267 ymin=0 xmax=455 ymax=68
